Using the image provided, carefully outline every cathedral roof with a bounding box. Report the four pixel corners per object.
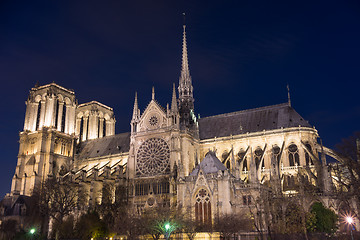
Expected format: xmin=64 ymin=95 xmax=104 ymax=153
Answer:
xmin=198 ymin=103 xmax=311 ymax=140
xmin=76 ymin=132 xmax=130 ymax=159
xmin=190 ymin=151 xmax=227 ymax=176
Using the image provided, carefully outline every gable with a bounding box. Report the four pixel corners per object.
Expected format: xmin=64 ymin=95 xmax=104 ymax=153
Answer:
xmin=138 ymin=100 xmax=167 ymax=131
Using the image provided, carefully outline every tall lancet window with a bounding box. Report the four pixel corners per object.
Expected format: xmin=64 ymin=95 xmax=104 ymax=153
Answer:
xmin=103 ymin=120 xmax=106 ymax=137
xmin=79 ymin=117 xmax=84 ymax=142
xmin=61 ymin=105 xmax=66 ymax=132
xmin=195 ymin=189 xmax=211 ymax=225
xmin=288 ymin=144 xmax=300 ymax=166
xmin=36 ymin=102 xmax=41 ymax=130
xmin=54 ymin=100 xmax=59 ymax=129
xmin=254 ymin=148 xmax=264 ymax=169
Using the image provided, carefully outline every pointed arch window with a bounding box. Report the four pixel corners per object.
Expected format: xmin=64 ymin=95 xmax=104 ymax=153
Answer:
xmin=254 ymin=148 xmax=264 ymax=169
xmin=288 ymin=144 xmax=300 ymax=166
xmin=195 ymin=189 xmax=211 ymax=225
xmin=36 ymin=102 xmax=41 ymax=130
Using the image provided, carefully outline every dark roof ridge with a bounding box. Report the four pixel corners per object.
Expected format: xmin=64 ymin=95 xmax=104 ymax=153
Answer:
xmin=200 ymin=102 xmax=290 ymax=120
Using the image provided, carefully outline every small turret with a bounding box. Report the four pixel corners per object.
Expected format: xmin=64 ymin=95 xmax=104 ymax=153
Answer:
xmin=131 ymin=92 xmax=139 ymax=133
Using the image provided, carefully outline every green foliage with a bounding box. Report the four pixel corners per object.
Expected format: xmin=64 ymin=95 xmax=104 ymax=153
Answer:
xmin=284 ymin=203 xmax=304 ymax=234
xmin=305 ymin=211 xmax=316 ymax=233
xmin=307 ymin=202 xmax=338 ymax=234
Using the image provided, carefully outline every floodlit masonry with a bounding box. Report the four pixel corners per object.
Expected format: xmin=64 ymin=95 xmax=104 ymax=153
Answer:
xmin=4 ymin=23 xmax=358 ymax=234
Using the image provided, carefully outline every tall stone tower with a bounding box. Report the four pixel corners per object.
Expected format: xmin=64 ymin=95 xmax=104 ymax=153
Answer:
xmin=11 ymin=83 xmax=77 ymax=196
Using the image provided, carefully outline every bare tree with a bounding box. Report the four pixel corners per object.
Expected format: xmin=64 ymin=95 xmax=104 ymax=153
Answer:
xmin=33 ymin=176 xmax=85 ymax=238
xmin=332 ymin=132 xmax=360 ymax=221
xmin=214 ymin=213 xmax=253 ymax=240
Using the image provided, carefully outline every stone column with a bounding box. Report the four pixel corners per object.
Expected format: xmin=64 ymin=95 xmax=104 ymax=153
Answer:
xmin=99 ymin=118 xmax=104 ymax=138
xmin=88 ymin=113 xmax=98 ymax=139
xmin=75 ymin=117 xmax=81 ymax=136
xmin=39 ymin=100 xmax=46 ymax=130
xmin=68 ymin=105 xmax=76 ymax=134
xmin=44 ymin=96 xmax=55 ymax=127
xmin=64 ymin=104 xmax=70 ymax=134
xmin=52 ymin=98 xmax=57 ymax=127
xmin=23 ymin=101 xmax=30 ymax=131
xmin=30 ymin=102 xmax=39 ymax=131
xmin=57 ymin=102 xmax=64 ymax=131
xmin=105 ymin=120 xmax=111 ymax=136
xmin=82 ymin=117 xmax=88 ymax=141
xmin=108 ymin=118 xmax=115 ymax=136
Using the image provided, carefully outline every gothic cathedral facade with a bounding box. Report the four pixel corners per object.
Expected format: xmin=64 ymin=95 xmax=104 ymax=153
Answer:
xmin=9 ymin=24 xmax=337 ymax=224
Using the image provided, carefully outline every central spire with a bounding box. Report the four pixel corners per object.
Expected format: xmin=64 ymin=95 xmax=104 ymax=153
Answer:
xmin=177 ymin=14 xmax=196 ymax=131
xmin=180 ymin=24 xmax=191 ymax=87
xmin=178 ymin=14 xmax=194 ymax=106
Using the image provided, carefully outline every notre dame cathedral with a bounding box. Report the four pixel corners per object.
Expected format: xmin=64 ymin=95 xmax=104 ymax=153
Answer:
xmin=6 ymin=24 xmax=344 ymax=229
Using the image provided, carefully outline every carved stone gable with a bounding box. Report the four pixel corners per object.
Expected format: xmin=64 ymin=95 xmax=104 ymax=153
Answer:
xmin=139 ymin=101 xmax=167 ymax=131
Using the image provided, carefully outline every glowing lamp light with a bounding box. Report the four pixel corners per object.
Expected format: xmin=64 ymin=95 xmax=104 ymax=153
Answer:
xmin=165 ymin=223 xmax=170 ymax=231
xmin=346 ymin=216 xmax=354 ymax=224
xmin=29 ymin=228 xmax=36 ymax=234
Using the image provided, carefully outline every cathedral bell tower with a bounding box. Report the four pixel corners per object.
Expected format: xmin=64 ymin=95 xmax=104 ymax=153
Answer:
xmin=11 ymin=83 xmax=77 ymax=196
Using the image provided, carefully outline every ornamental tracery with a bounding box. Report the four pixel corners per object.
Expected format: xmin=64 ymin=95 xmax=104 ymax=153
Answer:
xmin=136 ymin=138 xmax=170 ymax=176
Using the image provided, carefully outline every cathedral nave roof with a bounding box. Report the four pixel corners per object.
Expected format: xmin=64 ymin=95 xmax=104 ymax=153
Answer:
xmin=198 ymin=103 xmax=311 ymax=140
xmin=76 ymin=132 xmax=130 ymax=159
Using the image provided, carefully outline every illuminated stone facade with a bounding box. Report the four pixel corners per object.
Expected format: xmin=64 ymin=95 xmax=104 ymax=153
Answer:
xmin=9 ymin=24 xmax=339 ymax=225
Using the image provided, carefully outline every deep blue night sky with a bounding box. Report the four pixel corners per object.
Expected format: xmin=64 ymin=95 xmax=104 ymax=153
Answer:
xmin=1 ymin=1 xmax=359 ymax=198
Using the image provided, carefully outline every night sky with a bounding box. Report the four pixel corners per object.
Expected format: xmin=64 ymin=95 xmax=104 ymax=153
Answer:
xmin=1 ymin=1 xmax=360 ymax=198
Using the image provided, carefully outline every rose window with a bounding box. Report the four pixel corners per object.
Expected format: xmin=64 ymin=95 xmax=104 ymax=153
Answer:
xmin=149 ymin=116 xmax=158 ymax=126
xmin=136 ymin=138 xmax=170 ymax=176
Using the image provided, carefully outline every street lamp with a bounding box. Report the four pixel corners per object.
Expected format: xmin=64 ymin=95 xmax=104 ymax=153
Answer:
xmin=346 ymin=216 xmax=354 ymax=240
xmin=163 ymin=222 xmax=173 ymax=240
xmin=29 ymin=228 xmax=36 ymax=240
xmin=165 ymin=223 xmax=170 ymax=231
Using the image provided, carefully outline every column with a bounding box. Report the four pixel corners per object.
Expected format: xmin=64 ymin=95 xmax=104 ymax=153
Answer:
xmin=82 ymin=117 xmax=88 ymax=141
xmin=30 ymin=102 xmax=39 ymax=131
xmin=88 ymin=113 xmax=98 ymax=139
xmin=44 ymin=96 xmax=55 ymax=127
xmin=23 ymin=101 xmax=30 ymax=131
xmin=57 ymin=102 xmax=64 ymax=131
xmin=105 ymin=121 xmax=111 ymax=136
xmin=75 ymin=117 xmax=81 ymax=136
xmin=39 ymin=100 xmax=46 ymax=130
xmin=110 ymin=119 xmax=115 ymax=135
xmin=64 ymin=104 xmax=70 ymax=134
xmin=68 ymin=105 xmax=76 ymax=134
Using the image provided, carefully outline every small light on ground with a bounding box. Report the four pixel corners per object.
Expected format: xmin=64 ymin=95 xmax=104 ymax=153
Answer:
xmin=29 ymin=228 xmax=36 ymax=234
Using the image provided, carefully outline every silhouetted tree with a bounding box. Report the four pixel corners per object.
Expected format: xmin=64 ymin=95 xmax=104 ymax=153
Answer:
xmin=333 ymin=132 xmax=360 ymax=222
xmin=33 ymin=176 xmax=86 ymax=239
xmin=214 ymin=213 xmax=253 ymax=240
